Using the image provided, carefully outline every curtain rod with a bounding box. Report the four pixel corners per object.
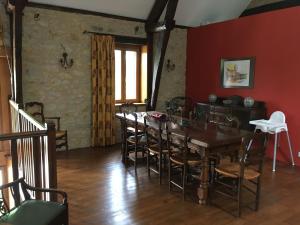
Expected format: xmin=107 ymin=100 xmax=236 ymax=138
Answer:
xmin=82 ymin=30 xmax=147 ymax=42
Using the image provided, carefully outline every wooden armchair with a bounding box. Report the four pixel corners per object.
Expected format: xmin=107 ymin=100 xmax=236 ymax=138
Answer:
xmin=0 ymin=178 xmax=68 ymax=225
xmin=25 ymin=102 xmax=68 ymax=151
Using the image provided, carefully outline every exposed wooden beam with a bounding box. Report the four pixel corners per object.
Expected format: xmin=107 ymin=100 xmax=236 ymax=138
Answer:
xmin=146 ymin=0 xmax=178 ymax=111
xmin=146 ymin=0 xmax=168 ymax=24
xmin=27 ymin=1 xmax=189 ymax=29
xmin=146 ymin=20 xmax=175 ymax=33
xmin=241 ymin=0 xmax=300 ymax=17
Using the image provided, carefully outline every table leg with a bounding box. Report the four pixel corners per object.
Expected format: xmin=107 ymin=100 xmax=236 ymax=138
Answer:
xmin=272 ymin=133 xmax=278 ymax=172
xmin=198 ymin=149 xmax=209 ymax=205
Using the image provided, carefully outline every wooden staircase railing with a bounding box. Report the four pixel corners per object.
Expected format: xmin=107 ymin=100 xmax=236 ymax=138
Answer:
xmin=0 ymin=100 xmax=57 ymax=200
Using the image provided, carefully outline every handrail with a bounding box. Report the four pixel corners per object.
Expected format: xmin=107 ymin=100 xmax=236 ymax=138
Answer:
xmin=7 ymin=99 xmax=57 ymax=200
xmin=0 ymin=131 xmax=47 ymax=141
xmin=19 ymin=109 xmax=46 ymax=130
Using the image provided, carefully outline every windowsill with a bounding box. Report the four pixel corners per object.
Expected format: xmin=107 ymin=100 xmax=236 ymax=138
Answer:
xmin=115 ymin=103 xmax=146 ymax=107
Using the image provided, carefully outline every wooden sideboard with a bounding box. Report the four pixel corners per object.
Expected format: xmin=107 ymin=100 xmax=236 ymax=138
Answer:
xmin=195 ymin=101 xmax=267 ymax=131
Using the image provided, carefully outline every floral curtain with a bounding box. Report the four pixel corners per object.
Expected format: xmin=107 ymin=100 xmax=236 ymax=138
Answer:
xmin=91 ymin=35 xmax=116 ymax=147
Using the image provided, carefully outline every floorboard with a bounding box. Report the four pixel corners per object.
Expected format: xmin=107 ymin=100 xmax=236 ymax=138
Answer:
xmin=57 ymin=146 xmax=300 ymax=225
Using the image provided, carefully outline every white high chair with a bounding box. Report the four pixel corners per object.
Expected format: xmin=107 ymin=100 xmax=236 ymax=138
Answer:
xmin=249 ymin=111 xmax=295 ymax=172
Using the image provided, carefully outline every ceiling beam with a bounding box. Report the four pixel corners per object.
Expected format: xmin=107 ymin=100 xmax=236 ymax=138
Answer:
xmin=27 ymin=2 xmax=189 ymax=29
xmin=146 ymin=0 xmax=179 ymax=111
xmin=241 ymin=0 xmax=300 ymax=17
xmin=146 ymin=20 xmax=175 ymax=33
xmin=146 ymin=0 xmax=168 ymax=24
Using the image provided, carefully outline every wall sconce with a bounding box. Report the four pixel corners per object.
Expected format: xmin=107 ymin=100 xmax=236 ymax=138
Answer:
xmin=59 ymin=44 xmax=73 ymax=69
xmin=34 ymin=13 xmax=40 ymax=21
xmin=166 ymin=59 xmax=175 ymax=72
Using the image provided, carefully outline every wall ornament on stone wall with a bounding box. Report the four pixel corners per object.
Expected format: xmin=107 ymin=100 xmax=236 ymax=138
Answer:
xmin=166 ymin=59 xmax=175 ymax=72
xmin=59 ymin=44 xmax=73 ymax=69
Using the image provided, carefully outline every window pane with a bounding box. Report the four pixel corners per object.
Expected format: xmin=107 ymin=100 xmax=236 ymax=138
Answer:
xmin=126 ymin=51 xmax=137 ymax=100
xmin=115 ymin=50 xmax=121 ymax=101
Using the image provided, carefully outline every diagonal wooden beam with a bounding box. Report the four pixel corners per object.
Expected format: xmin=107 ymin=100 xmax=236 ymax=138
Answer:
xmin=146 ymin=0 xmax=178 ymax=111
xmin=146 ymin=0 xmax=168 ymax=24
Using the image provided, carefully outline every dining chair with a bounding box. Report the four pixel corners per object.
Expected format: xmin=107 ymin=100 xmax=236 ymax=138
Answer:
xmin=124 ymin=112 xmax=146 ymax=172
xmin=119 ymin=102 xmax=138 ymax=114
xmin=206 ymin=115 xmax=241 ymax=181
xmin=25 ymin=101 xmax=69 ymax=151
xmin=166 ymin=96 xmax=194 ymax=119
xmin=119 ymin=103 xmax=141 ymax=161
xmin=167 ymin=121 xmax=202 ymax=200
xmin=210 ymin=132 xmax=268 ymax=217
xmin=144 ymin=115 xmax=169 ymax=184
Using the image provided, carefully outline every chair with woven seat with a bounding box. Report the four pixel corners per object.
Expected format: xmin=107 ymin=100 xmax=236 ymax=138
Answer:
xmin=167 ymin=121 xmax=202 ymax=200
xmin=166 ymin=96 xmax=194 ymax=119
xmin=144 ymin=115 xmax=169 ymax=184
xmin=211 ymin=132 xmax=268 ymax=217
xmin=124 ymin=112 xmax=146 ymax=172
xmin=119 ymin=103 xmax=142 ymax=161
xmin=0 ymin=178 xmax=68 ymax=225
xmin=25 ymin=102 xmax=68 ymax=151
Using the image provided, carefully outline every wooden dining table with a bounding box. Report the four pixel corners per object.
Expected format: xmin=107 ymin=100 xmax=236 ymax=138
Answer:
xmin=116 ymin=111 xmax=251 ymax=205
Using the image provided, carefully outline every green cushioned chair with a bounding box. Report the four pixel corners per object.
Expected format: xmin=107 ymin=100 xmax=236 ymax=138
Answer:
xmin=0 ymin=178 xmax=68 ymax=225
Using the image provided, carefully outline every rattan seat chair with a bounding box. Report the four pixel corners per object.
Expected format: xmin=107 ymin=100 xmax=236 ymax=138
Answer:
xmin=168 ymin=121 xmax=202 ymax=200
xmin=124 ymin=112 xmax=146 ymax=172
xmin=210 ymin=132 xmax=268 ymax=217
xmin=144 ymin=115 xmax=169 ymax=184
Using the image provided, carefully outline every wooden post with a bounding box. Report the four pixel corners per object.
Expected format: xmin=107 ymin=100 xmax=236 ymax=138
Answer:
xmin=32 ymin=136 xmax=42 ymax=199
xmin=6 ymin=0 xmax=28 ymax=104
xmin=10 ymin=139 xmax=20 ymax=206
xmin=46 ymin=122 xmax=57 ymax=200
xmin=146 ymin=0 xmax=178 ymax=110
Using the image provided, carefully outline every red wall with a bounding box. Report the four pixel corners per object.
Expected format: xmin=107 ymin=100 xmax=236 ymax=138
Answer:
xmin=186 ymin=7 xmax=300 ymax=165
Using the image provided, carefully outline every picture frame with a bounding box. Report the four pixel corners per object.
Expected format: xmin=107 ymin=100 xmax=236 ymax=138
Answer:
xmin=220 ymin=57 xmax=255 ymax=88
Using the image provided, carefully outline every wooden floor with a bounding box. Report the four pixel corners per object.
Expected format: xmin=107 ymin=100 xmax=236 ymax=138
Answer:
xmin=57 ymin=146 xmax=300 ymax=225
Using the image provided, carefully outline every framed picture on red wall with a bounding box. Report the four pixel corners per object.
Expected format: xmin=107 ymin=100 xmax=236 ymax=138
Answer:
xmin=220 ymin=57 xmax=255 ymax=88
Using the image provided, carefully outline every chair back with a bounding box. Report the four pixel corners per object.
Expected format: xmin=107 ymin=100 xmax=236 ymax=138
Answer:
xmin=167 ymin=119 xmax=190 ymax=162
xmin=166 ymin=96 xmax=194 ymax=118
xmin=240 ymin=132 xmax=268 ymax=176
xmin=123 ymin=112 xmax=139 ymax=139
xmin=208 ymin=105 xmax=240 ymax=128
xmin=269 ymin=111 xmax=285 ymax=124
xmin=120 ymin=103 xmax=138 ymax=114
xmin=0 ymin=178 xmax=31 ymax=213
xmin=209 ymin=111 xmax=240 ymax=128
xmin=25 ymin=102 xmax=45 ymax=123
xmin=144 ymin=116 xmax=165 ymax=149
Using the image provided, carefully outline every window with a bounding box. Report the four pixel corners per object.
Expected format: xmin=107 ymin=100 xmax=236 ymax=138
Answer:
xmin=115 ymin=44 xmax=147 ymax=103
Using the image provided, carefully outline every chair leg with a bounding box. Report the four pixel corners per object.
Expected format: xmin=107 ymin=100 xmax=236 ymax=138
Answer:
xmin=183 ymin=165 xmax=187 ymax=201
xmin=255 ymin=177 xmax=261 ymax=211
xmin=65 ymin=132 xmax=69 ymax=152
xmin=272 ymin=133 xmax=278 ymax=172
xmin=134 ymin=144 xmax=137 ymax=172
xmin=147 ymin=150 xmax=150 ymax=177
xmin=237 ymin=178 xmax=243 ymax=217
xmin=159 ymin=153 xmax=162 ymax=185
xmin=163 ymin=154 xmax=167 ymax=170
xmin=286 ymin=131 xmax=295 ymax=166
xmin=169 ymin=159 xmax=172 ymax=191
xmin=125 ymin=140 xmax=129 ymax=166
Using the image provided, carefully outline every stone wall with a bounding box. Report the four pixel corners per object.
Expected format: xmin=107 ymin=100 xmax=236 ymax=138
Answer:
xmin=22 ymin=6 xmax=187 ymax=149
